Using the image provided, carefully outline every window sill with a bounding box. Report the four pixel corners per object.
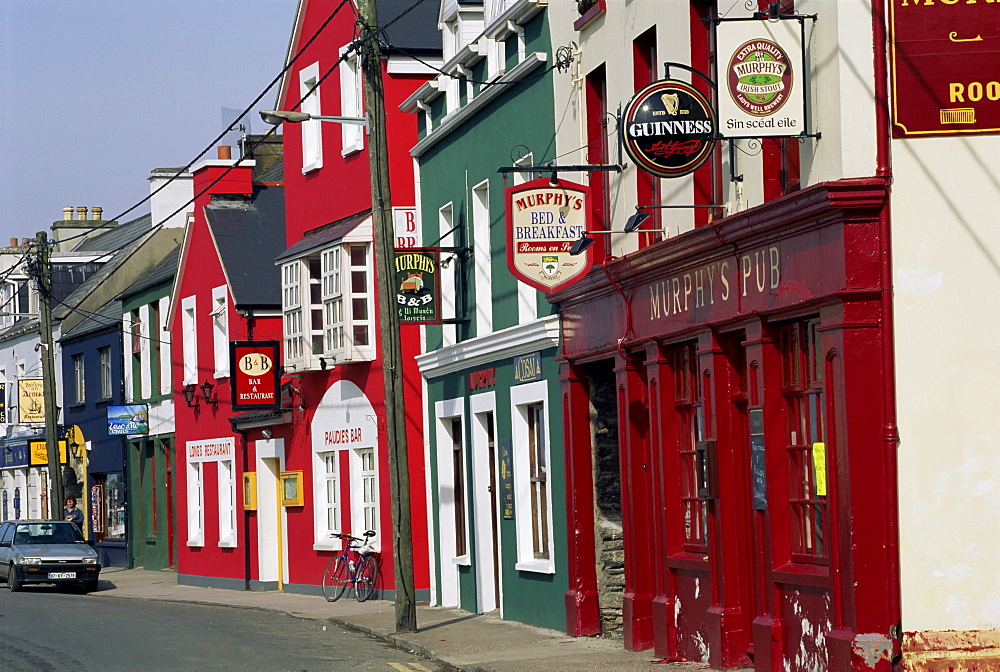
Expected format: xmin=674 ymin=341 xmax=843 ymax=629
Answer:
xmin=773 ymin=561 xmax=830 ymax=588
xmin=515 ymin=558 xmax=555 ymax=575
xmin=218 ymin=535 xmax=237 ymax=548
xmin=573 ymin=0 xmax=606 ymax=31
xmin=452 ymin=554 xmax=471 ymax=566
xmin=313 ymin=540 xmax=338 ymax=552
xmin=186 ymin=536 xmax=204 ymax=548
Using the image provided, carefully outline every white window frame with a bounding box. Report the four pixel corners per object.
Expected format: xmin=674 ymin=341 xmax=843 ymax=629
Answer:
xmin=352 ymin=447 xmax=378 ymax=536
xmin=158 ymin=296 xmax=172 ymax=396
xmin=339 ymin=45 xmax=364 ymax=155
xmin=513 ymin=153 xmax=537 ymax=324
xmin=299 ymin=62 xmax=323 ymax=173
xmin=510 ymin=381 xmax=555 ymax=574
xmin=438 ymin=203 xmax=457 ymax=346
xmin=318 ymin=450 xmax=341 ymax=542
xmin=211 ymin=285 xmax=230 ymax=378
xmin=181 ymin=295 xmax=198 ymax=386
xmin=218 ymin=459 xmax=237 ymax=548
xmin=282 ymin=260 xmax=305 ymax=366
xmin=471 ymin=179 xmax=492 ymax=335
xmin=281 ymin=235 xmax=375 ymax=371
xmin=98 ymin=346 xmax=112 ymax=399
xmin=72 ymin=353 xmax=85 ymax=404
xmin=187 ymin=461 xmax=204 ymax=547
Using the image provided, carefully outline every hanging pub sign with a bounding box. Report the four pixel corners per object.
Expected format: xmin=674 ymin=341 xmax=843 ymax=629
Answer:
xmin=395 ymin=248 xmax=441 ymax=323
xmin=715 ymin=17 xmax=806 ymax=138
xmin=506 ymin=177 xmax=593 ymax=293
xmin=0 ymin=382 xmax=6 ymax=423
xmin=621 ymin=79 xmax=718 ymax=178
xmin=889 ymin=1 xmax=1000 ymax=137
xmin=230 ymin=341 xmax=281 ymax=411
xmin=18 ymin=378 xmax=44 ymax=424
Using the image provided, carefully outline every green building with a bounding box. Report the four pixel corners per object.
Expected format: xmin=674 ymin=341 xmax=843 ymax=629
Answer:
xmin=402 ymin=0 xmax=567 ymax=630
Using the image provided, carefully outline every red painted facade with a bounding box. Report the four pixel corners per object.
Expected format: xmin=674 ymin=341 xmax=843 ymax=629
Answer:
xmin=555 ymin=179 xmax=900 ymax=671
xmin=171 ymin=158 xmax=276 ymax=584
xmin=242 ymin=0 xmax=433 ymax=595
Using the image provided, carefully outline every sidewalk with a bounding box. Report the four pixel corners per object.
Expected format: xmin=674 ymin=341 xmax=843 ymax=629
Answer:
xmin=93 ymin=567 xmax=711 ymax=672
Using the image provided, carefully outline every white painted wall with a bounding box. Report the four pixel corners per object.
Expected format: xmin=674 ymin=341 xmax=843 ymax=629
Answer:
xmin=893 ymin=134 xmax=1000 ymax=632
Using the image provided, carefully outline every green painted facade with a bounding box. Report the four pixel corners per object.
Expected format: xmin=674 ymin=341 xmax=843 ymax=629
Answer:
xmin=412 ymin=7 xmax=568 ymax=632
xmin=121 ymin=281 xmax=176 ymax=572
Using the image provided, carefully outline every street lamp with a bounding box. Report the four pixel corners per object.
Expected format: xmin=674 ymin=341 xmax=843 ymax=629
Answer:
xmin=259 ymin=110 xmax=368 ymax=129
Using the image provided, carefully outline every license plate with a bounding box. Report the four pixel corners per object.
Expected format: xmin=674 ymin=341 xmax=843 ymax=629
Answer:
xmin=48 ymin=572 xmax=76 ymax=579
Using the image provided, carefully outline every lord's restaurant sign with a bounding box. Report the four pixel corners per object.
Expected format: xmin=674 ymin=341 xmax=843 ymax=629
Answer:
xmin=506 ymin=177 xmax=593 ymax=293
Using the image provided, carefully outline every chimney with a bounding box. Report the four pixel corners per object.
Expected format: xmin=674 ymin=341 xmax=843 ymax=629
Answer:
xmin=63 ymin=207 xmax=74 ymax=221
xmin=76 ymin=206 xmax=87 ymax=220
xmin=217 ymin=146 xmax=232 ymax=160
xmin=9 ymin=238 xmax=17 ymax=247
xmin=21 ymin=238 xmax=29 ymax=246
xmin=91 ymin=207 xmax=103 ymax=220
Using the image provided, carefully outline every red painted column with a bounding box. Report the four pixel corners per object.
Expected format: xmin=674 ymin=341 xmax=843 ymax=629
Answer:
xmin=700 ymin=331 xmax=753 ymax=670
xmin=823 ymin=300 xmax=896 ymax=672
xmin=561 ymin=362 xmax=601 ymax=636
xmin=646 ymin=345 xmax=674 ymax=656
xmin=617 ymin=353 xmax=655 ymax=651
xmin=744 ymin=321 xmax=785 ymax=672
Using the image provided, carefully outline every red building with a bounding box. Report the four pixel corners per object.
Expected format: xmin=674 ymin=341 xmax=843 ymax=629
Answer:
xmin=229 ymin=0 xmax=441 ymax=597
xmin=169 ymin=147 xmax=287 ymax=589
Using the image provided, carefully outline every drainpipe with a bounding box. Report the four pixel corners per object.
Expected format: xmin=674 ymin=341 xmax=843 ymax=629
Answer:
xmin=871 ymin=0 xmax=902 ymax=651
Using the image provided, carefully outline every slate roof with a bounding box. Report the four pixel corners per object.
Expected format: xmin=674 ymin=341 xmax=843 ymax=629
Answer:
xmin=119 ymin=247 xmax=179 ymax=299
xmin=72 ymin=213 xmax=153 ymax=252
xmin=255 ymin=157 xmax=284 ymax=183
xmin=205 ymin=185 xmax=286 ymax=309
xmin=60 ymin=298 xmax=122 ymax=340
xmin=378 ymin=0 xmax=441 ymax=54
xmin=274 ymin=209 xmax=371 ymax=263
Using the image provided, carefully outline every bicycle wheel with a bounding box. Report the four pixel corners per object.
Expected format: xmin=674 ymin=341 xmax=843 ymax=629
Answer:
xmin=321 ymin=556 xmax=350 ymax=602
xmin=354 ymin=554 xmax=380 ymax=602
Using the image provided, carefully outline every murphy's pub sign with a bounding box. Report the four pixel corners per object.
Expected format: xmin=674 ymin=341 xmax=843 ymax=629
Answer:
xmin=506 ymin=177 xmax=593 ymax=293
xmin=622 ymin=79 xmax=717 ymax=178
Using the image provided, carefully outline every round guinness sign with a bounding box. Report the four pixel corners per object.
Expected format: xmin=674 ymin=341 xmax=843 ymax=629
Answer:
xmin=621 ymin=79 xmax=717 ymax=179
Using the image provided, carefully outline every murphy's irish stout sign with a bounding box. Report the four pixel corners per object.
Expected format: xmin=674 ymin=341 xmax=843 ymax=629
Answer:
xmin=889 ymin=0 xmax=1000 ymax=136
xmin=716 ymin=18 xmax=805 ymax=138
xmin=622 ymin=79 xmax=717 ymax=178
xmin=506 ymin=177 xmax=593 ymax=293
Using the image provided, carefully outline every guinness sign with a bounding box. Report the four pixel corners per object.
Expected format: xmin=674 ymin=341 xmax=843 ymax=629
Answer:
xmin=622 ymin=79 xmax=717 ymax=179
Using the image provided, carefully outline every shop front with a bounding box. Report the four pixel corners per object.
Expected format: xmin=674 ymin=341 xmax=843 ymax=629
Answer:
xmin=555 ymin=179 xmax=900 ymax=671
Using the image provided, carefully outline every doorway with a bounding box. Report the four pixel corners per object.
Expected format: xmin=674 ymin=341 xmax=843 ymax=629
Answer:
xmin=471 ymin=393 xmax=500 ymax=614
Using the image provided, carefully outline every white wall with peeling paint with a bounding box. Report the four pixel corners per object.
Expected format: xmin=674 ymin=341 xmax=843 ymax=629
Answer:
xmin=894 ymin=134 xmax=1000 ymax=632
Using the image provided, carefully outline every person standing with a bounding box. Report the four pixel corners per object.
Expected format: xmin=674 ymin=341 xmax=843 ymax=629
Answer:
xmin=63 ymin=497 xmax=84 ymax=528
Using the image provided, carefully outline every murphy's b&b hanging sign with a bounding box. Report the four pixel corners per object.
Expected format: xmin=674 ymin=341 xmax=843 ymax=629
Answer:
xmin=622 ymin=79 xmax=718 ymax=178
xmin=506 ymin=177 xmax=593 ymax=293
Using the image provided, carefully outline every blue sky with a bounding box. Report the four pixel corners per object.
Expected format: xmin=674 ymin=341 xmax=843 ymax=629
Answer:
xmin=0 ymin=0 xmax=298 ymax=243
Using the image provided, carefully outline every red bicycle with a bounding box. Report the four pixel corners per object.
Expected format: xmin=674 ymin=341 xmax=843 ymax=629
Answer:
xmin=321 ymin=530 xmax=380 ymax=602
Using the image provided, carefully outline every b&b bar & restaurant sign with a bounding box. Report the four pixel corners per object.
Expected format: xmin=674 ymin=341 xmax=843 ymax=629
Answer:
xmin=890 ymin=0 xmax=1000 ymax=136
xmin=230 ymin=341 xmax=280 ymax=411
xmin=506 ymin=177 xmax=593 ymax=293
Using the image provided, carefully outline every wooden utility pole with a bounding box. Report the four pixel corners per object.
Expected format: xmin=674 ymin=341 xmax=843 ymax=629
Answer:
xmin=357 ymin=0 xmax=417 ymax=632
xmin=35 ymin=231 xmax=65 ymax=520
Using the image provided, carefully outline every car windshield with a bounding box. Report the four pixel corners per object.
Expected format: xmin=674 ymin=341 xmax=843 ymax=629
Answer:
xmin=14 ymin=523 xmax=86 ymax=545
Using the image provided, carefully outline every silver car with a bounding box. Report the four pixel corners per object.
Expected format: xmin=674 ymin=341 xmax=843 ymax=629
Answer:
xmin=0 ymin=520 xmax=101 ymax=592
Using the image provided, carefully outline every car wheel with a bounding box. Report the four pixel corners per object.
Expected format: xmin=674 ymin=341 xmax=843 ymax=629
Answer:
xmin=8 ymin=565 xmax=22 ymax=592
